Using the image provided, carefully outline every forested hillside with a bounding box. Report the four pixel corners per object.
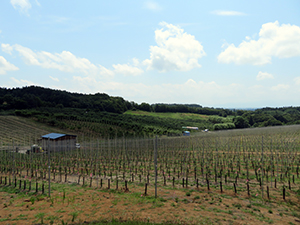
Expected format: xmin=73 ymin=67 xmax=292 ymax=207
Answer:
xmin=0 ymin=86 xmax=130 ymax=114
xmin=0 ymin=86 xmax=234 ymax=116
xmin=232 ymin=107 xmax=300 ymax=129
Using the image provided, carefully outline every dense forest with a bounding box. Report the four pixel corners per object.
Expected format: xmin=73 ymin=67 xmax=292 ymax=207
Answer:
xmin=0 ymin=86 xmax=235 ymax=116
xmin=0 ymin=86 xmax=130 ymax=114
xmin=1 ymin=86 xmax=300 ymax=137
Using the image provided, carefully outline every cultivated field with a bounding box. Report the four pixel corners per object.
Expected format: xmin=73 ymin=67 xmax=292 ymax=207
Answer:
xmin=0 ymin=116 xmax=74 ymax=149
xmin=1 ymin=116 xmax=300 ymax=224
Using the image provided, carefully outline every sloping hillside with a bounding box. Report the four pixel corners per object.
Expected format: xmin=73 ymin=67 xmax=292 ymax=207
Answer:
xmin=0 ymin=116 xmax=74 ymax=148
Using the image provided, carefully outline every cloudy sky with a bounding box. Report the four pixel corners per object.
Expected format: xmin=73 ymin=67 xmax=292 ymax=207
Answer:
xmin=1 ymin=0 xmax=300 ymax=108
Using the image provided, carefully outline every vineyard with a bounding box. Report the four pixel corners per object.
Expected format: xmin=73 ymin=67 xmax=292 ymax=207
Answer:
xmin=0 ymin=116 xmax=73 ymax=149
xmin=1 ymin=118 xmax=300 ymax=224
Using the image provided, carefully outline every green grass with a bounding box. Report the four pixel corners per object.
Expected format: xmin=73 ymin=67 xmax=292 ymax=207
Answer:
xmin=125 ymin=110 xmax=235 ymax=124
xmin=123 ymin=110 xmax=220 ymax=133
xmin=125 ymin=110 xmax=209 ymax=120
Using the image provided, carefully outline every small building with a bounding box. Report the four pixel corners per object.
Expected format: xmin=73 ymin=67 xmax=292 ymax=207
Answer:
xmin=182 ymin=131 xmax=190 ymax=136
xmin=41 ymin=133 xmax=77 ymax=152
xmin=182 ymin=126 xmax=199 ymax=130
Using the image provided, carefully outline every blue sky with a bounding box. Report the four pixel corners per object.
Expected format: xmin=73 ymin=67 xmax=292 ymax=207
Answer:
xmin=1 ymin=0 xmax=300 ymax=108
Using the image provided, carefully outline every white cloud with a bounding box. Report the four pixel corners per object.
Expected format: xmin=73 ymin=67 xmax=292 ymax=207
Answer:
xmin=294 ymin=77 xmax=300 ymax=85
xmin=143 ymin=22 xmax=206 ymax=72
xmin=271 ymin=84 xmax=289 ymax=91
xmin=70 ymin=77 xmax=245 ymax=106
xmin=3 ymin=43 xmax=114 ymax=78
xmin=218 ymin=21 xmax=300 ymax=65
xmin=34 ymin=0 xmax=41 ymax=7
xmin=113 ymin=64 xmax=143 ymax=76
xmin=256 ymin=71 xmax=274 ymax=80
xmin=0 ymin=56 xmax=19 ymax=74
xmin=211 ymin=10 xmax=246 ymax=16
xmin=132 ymin=58 xmax=140 ymax=67
xmin=68 ymin=74 xmax=300 ymax=107
xmin=1 ymin=44 xmax=14 ymax=55
xmin=245 ymin=36 xmax=251 ymax=41
xmin=10 ymin=0 xmax=31 ymax=15
xmin=49 ymin=76 xmax=59 ymax=82
xmin=144 ymin=1 xmax=162 ymax=11
xmin=98 ymin=65 xmax=114 ymax=77
xmin=44 ymin=15 xmax=70 ymax=25
xmin=10 ymin=77 xmax=34 ymax=86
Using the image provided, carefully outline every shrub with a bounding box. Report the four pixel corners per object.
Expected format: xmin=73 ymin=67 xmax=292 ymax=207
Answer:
xmin=213 ymin=123 xmax=235 ymax=130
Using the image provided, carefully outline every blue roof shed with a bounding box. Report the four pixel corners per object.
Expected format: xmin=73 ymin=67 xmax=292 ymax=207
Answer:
xmin=183 ymin=131 xmax=190 ymax=136
xmin=41 ymin=133 xmax=77 ymax=152
xmin=42 ymin=133 xmax=66 ymax=140
xmin=42 ymin=133 xmax=77 ymax=140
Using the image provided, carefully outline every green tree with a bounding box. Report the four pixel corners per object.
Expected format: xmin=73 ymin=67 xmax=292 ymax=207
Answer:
xmin=139 ymin=102 xmax=152 ymax=112
xmin=233 ymin=116 xmax=249 ymax=128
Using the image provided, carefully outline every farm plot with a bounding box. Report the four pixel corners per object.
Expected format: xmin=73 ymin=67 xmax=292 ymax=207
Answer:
xmin=1 ymin=125 xmax=300 ymax=224
xmin=0 ymin=116 xmax=72 ymax=149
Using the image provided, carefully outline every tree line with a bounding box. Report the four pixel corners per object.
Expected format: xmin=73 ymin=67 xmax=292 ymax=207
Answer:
xmin=0 ymin=86 xmax=236 ymax=116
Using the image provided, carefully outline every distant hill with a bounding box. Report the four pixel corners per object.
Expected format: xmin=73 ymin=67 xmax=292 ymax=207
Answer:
xmin=0 ymin=86 xmax=236 ymax=116
xmin=0 ymin=86 xmax=130 ymax=114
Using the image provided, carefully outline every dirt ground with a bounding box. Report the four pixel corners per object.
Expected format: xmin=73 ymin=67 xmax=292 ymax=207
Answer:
xmin=0 ymin=179 xmax=300 ymax=225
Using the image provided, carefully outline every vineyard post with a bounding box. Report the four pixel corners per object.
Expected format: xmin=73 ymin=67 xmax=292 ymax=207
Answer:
xmin=202 ymin=140 xmax=204 ymax=178
xmin=154 ymin=136 xmax=158 ymax=198
xmin=216 ymin=137 xmax=218 ymax=184
xmin=276 ymin=146 xmax=279 ymax=182
xmin=13 ymin=140 xmax=15 ymax=181
xmin=270 ymin=139 xmax=273 ymax=188
xmin=261 ymin=136 xmax=264 ymax=200
xmin=47 ymin=138 xmax=51 ymax=197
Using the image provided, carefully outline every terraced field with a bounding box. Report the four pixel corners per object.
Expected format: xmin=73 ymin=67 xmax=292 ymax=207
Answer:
xmin=0 ymin=116 xmax=72 ymax=149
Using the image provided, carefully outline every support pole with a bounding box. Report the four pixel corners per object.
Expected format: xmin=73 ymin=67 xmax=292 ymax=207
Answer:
xmin=261 ymin=136 xmax=264 ymax=200
xmin=48 ymin=138 xmax=51 ymax=197
xmin=154 ymin=136 xmax=158 ymax=198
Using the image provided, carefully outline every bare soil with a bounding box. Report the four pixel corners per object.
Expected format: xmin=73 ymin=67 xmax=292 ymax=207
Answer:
xmin=1 ymin=180 xmax=300 ymax=225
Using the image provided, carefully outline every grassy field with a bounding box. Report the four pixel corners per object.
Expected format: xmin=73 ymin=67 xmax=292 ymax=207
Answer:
xmin=124 ymin=110 xmax=233 ymax=134
xmin=125 ymin=110 xmax=211 ymax=120
xmin=125 ymin=110 xmax=234 ymax=123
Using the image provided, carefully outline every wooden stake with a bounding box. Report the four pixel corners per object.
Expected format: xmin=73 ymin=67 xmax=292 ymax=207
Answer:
xmin=144 ymin=183 xmax=147 ymax=196
xmin=154 ymin=136 xmax=158 ymax=198
xmin=220 ymin=181 xmax=223 ymax=193
xmin=247 ymin=182 xmax=250 ymax=196
xmin=206 ymin=179 xmax=210 ymax=191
